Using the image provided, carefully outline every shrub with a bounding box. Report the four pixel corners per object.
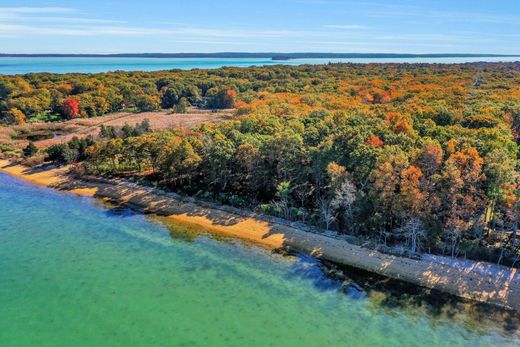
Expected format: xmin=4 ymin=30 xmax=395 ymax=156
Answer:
xmin=22 ymin=142 xmax=38 ymax=157
xmin=45 ymin=144 xmax=77 ymax=164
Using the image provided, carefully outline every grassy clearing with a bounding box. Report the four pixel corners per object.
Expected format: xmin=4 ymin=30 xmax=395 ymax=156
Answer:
xmin=0 ymin=109 xmax=231 ymax=149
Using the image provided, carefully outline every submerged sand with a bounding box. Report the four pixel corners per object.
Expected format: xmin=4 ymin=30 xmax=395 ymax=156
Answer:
xmin=1 ymin=159 xmax=519 ymax=312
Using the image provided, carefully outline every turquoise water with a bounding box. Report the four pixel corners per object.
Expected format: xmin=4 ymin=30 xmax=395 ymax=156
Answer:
xmin=1 ymin=172 xmax=519 ymax=347
xmin=1 ymin=56 xmax=520 ymax=74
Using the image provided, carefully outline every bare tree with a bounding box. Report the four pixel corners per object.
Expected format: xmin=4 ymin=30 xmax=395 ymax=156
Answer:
xmin=379 ymin=229 xmax=390 ymax=247
xmin=512 ymin=249 xmax=520 ymax=269
xmin=331 ymin=176 xmax=356 ymax=224
xmin=396 ymin=218 xmax=426 ymax=254
xmin=293 ymin=182 xmax=314 ymax=208
xmin=325 ymin=162 xmax=357 ymax=232
xmin=273 ymin=181 xmax=291 ymax=220
xmin=318 ymin=197 xmax=336 ymax=231
xmin=508 ymin=194 xmax=520 ymax=253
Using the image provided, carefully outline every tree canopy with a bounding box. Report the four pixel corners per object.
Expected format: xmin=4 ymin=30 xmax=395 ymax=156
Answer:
xmin=5 ymin=62 xmax=520 ymax=265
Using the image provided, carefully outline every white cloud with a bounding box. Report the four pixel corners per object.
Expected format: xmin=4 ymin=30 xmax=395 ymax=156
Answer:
xmin=0 ymin=5 xmax=516 ymax=54
xmin=0 ymin=7 xmax=321 ymax=39
xmin=0 ymin=23 xmax=316 ymax=38
xmin=379 ymin=34 xmax=466 ymax=42
xmin=0 ymin=7 xmax=75 ymax=14
xmin=0 ymin=6 xmax=123 ymax=26
xmin=324 ymin=24 xmax=370 ymax=30
xmin=363 ymin=6 xmax=520 ymax=25
xmin=0 ymin=6 xmax=338 ymax=41
xmin=16 ymin=16 xmax=126 ymax=24
xmin=0 ymin=7 xmax=75 ymax=20
xmin=172 ymin=39 xmax=257 ymax=46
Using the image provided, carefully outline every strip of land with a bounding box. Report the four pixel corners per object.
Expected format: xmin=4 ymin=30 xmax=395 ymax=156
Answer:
xmin=1 ymin=158 xmax=519 ymax=312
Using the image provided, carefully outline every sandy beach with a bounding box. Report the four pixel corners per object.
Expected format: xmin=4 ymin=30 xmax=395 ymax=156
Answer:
xmin=1 ymin=158 xmax=519 ymax=312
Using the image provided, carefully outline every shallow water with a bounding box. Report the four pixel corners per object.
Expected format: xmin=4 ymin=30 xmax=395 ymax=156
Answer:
xmin=1 ymin=56 xmax=519 ymax=74
xmin=0 ymin=172 xmax=519 ymax=347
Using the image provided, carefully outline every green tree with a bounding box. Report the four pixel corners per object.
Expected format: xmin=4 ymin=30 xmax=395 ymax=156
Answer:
xmin=23 ymin=142 xmax=38 ymax=157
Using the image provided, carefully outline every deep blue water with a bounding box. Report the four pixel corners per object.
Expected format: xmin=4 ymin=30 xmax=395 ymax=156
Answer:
xmin=0 ymin=56 xmax=519 ymax=74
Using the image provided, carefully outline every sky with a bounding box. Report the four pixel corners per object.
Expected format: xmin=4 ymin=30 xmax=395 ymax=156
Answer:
xmin=0 ymin=0 xmax=519 ymax=54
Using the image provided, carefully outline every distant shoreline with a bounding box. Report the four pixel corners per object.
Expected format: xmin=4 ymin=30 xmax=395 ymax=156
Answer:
xmin=1 ymin=52 xmax=520 ymax=59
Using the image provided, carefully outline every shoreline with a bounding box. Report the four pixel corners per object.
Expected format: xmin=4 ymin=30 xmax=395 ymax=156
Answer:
xmin=1 ymin=159 xmax=520 ymax=312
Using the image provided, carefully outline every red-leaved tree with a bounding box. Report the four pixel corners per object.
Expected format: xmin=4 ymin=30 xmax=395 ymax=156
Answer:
xmin=62 ymin=98 xmax=80 ymax=119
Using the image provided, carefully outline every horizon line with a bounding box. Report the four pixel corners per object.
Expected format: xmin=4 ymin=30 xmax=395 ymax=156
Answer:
xmin=1 ymin=52 xmax=520 ymax=58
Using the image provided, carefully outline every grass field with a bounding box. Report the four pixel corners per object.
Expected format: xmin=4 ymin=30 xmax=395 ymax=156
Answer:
xmin=1 ymin=109 xmax=231 ymax=149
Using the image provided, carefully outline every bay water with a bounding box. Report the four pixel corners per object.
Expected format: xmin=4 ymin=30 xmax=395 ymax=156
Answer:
xmin=0 ymin=172 xmax=519 ymax=346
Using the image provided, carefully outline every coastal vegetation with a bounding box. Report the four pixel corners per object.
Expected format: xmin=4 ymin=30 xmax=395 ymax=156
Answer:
xmin=1 ymin=62 xmax=519 ymax=266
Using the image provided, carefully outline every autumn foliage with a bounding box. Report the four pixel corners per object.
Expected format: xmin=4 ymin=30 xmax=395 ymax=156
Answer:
xmin=366 ymin=134 xmax=384 ymax=148
xmin=62 ymin=98 xmax=80 ymax=119
xmin=2 ymin=62 xmax=520 ymax=265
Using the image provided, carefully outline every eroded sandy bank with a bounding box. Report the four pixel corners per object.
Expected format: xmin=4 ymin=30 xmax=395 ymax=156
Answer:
xmin=1 ymin=159 xmax=519 ymax=312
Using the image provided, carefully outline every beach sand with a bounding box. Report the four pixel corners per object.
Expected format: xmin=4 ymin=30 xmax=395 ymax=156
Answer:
xmin=1 ymin=158 xmax=519 ymax=312
xmin=0 ymin=160 xmax=98 ymax=196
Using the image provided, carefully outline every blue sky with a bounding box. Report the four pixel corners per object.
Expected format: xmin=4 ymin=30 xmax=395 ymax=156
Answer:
xmin=0 ymin=0 xmax=519 ymax=54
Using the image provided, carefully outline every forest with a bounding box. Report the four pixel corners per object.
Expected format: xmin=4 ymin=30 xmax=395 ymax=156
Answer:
xmin=1 ymin=62 xmax=520 ymax=265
